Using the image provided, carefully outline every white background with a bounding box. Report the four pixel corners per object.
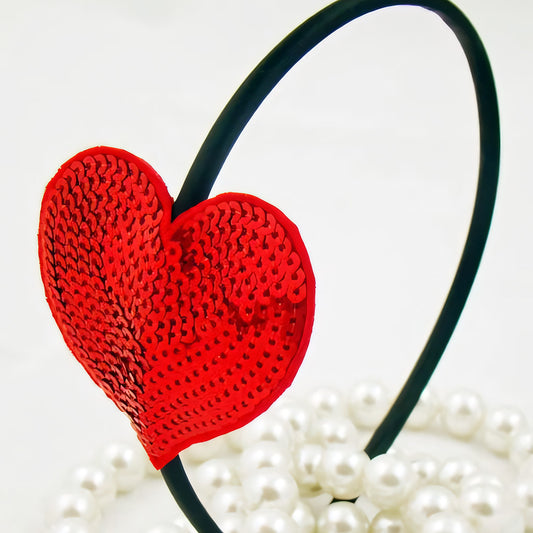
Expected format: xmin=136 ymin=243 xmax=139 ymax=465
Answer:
xmin=1 ymin=0 xmax=532 ymax=531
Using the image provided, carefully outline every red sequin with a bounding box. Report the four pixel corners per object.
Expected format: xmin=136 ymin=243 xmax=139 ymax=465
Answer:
xmin=38 ymin=146 xmax=315 ymax=468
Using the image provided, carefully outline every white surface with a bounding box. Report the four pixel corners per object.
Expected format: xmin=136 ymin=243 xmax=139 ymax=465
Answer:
xmin=1 ymin=0 xmax=532 ymax=531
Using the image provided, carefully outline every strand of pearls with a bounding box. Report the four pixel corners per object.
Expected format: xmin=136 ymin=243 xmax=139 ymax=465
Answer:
xmin=44 ymin=382 xmax=533 ymax=533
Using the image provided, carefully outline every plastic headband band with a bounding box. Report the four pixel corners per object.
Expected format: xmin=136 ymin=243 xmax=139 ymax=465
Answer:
xmin=161 ymin=0 xmax=500 ymax=531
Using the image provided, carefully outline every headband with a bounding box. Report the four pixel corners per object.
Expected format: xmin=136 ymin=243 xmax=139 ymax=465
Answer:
xmin=38 ymin=0 xmax=499 ymax=531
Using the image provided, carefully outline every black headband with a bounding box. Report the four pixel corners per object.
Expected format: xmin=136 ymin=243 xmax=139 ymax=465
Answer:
xmin=162 ymin=1 xmax=500 ymax=531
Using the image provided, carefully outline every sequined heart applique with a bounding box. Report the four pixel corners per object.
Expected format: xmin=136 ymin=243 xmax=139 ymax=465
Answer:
xmin=39 ymin=146 xmax=315 ymax=468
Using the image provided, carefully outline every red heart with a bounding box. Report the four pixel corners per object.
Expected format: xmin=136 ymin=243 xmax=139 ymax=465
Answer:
xmin=38 ymin=147 xmax=315 ymax=469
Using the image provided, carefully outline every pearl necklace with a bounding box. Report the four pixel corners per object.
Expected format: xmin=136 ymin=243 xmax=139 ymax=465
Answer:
xmin=43 ymin=382 xmax=533 ymax=533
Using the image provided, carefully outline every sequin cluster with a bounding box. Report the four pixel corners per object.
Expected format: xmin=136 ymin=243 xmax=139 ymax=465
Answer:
xmin=38 ymin=147 xmax=315 ymax=468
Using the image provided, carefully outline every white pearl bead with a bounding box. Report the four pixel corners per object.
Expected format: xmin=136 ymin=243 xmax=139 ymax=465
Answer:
xmin=244 ymin=508 xmax=298 ymax=533
xmin=386 ymin=447 xmax=409 ymax=461
xmin=510 ymin=431 xmax=533 ymax=466
xmin=69 ymin=464 xmax=117 ymax=507
xmin=410 ymin=454 xmax=440 ymax=486
xmin=45 ymin=488 xmax=101 ymax=527
xmin=241 ymin=467 xmax=299 ymax=514
xmin=520 ymin=456 xmax=533 ymax=477
xmin=194 ymin=458 xmax=236 ymax=497
xmin=317 ymin=501 xmax=369 ymax=533
xmin=369 ymin=510 xmax=406 ymax=533
xmin=317 ymin=446 xmax=369 ymax=499
xmin=364 ymin=454 xmax=416 ymax=509
xmin=481 ymin=508 xmax=526 ymax=533
xmin=209 ymin=486 xmax=246 ymax=518
xmin=180 ymin=436 xmax=227 ymax=463
xmin=238 ymin=441 xmax=292 ymax=479
xmin=146 ymin=524 xmax=188 ymax=533
xmin=99 ymin=442 xmax=146 ymax=492
xmin=404 ymin=485 xmax=457 ymax=531
xmin=275 ymin=398 xmax=316 ymax=440
xmin=291 ymin=443 xmax=323 ymax=494
xmin=421 ymin=511 xmax=475 ymax=533
xmin=514 ymin=475 xmax=533 ymax=529
xmin=459 ymin=482 xmax=504 ymax=523
xmin=461 ymin=473 xmax=503 ymax=491
xmin=438 ymin=459 xmax=478 ymax=494
xmin=313 ymin=416 xmax=361 ymax=447
xmin=406 ymin=388 xmax=440 ymax=431
xmin=310 ymin=387 xmax=347 ymax=418
xmin=483 ymin=406 xmax=527 ymax=454
xmin=305 ymin=491 xmax=336 ymax=516
xmin=348 ymin=381 xmax=389 ymax=429
xmin=216 ymin=513 xmax=246 ymax=533
xmin=291 ymin=501 xmax=316 ymax=533
xmin=441 ymin=389 xmax=484 ymax=438
xmin=46 ymin=518 xmax=95 ymax=533
xmin=233 ymin=413 xmax=293 ymax=451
